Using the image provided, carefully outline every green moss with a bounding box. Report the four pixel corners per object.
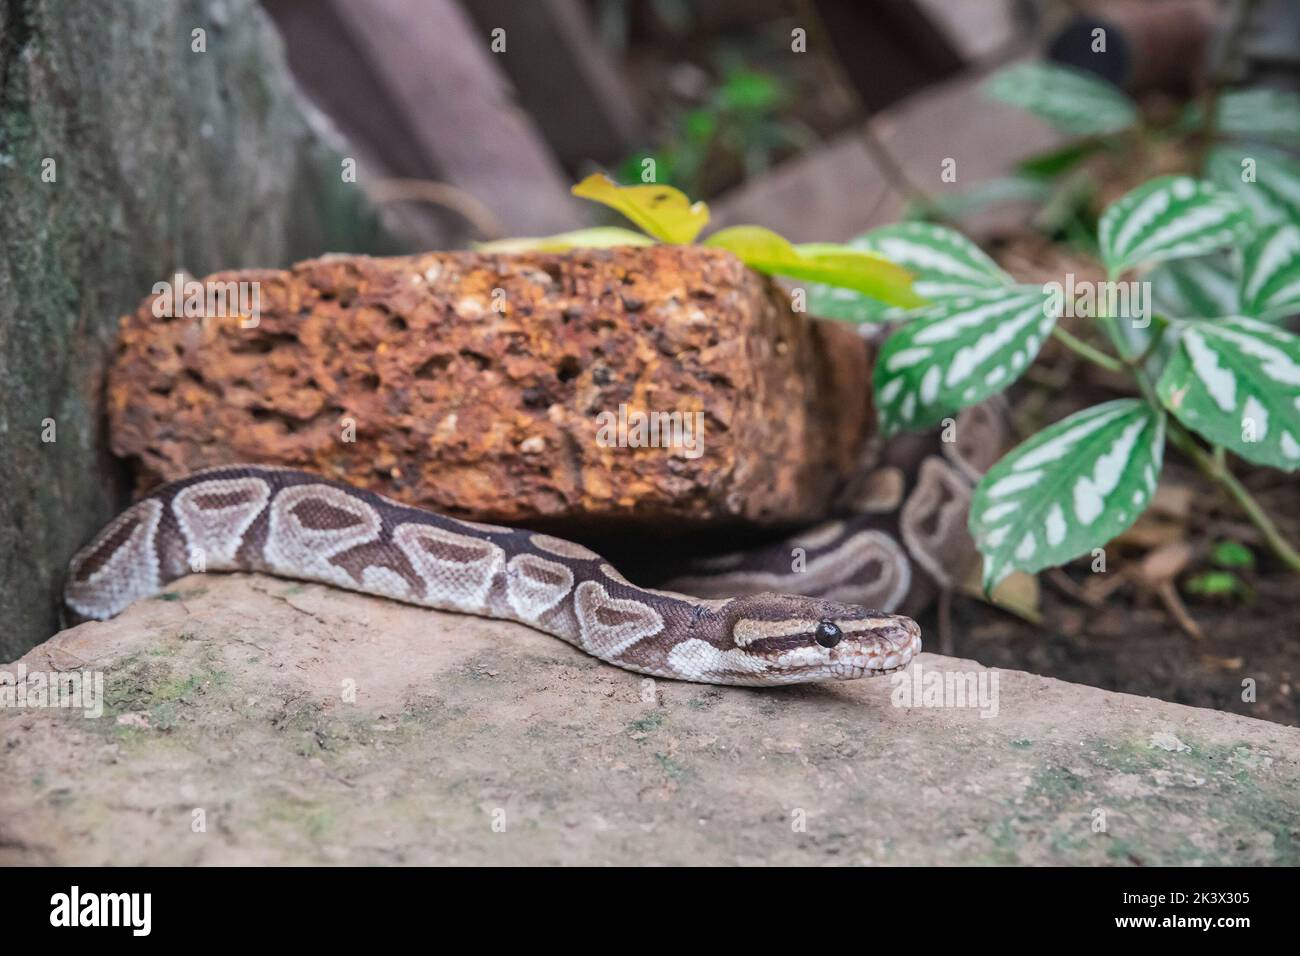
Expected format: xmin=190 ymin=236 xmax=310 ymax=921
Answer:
xmin=627 ymin=712 xmax=665 ymax=735
xmin=0 ymin=0 xmax=395 ymax=661
xmin=976 ymin=734 xmax=1297 ymax=865
xmin=654 ymin=752 xmax=692 ymax=781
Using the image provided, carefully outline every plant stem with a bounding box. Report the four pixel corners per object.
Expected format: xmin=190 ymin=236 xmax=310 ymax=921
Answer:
xmin=1058 ymin=315 xmax=1300 ymax=573
xmin=1127 ymin=319 xmax=1168 ymax=368
xmin=1166 ymin=422 xmax=1300 ymax=574
xmin=1051 ymin=326 xmax=1125 ymax=374
xmin=1045 ymin=270 xmax=1300 ymax=575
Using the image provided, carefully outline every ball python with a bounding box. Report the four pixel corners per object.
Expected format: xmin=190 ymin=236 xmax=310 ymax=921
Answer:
xmin=65 ymin=399 xmax=1006 ymax=685
xmin=64 ymin=464 xmax=921 ymax=686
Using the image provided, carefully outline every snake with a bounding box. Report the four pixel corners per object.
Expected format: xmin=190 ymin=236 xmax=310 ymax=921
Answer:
xmin=64 ymin=464 xmax=922 ymax=686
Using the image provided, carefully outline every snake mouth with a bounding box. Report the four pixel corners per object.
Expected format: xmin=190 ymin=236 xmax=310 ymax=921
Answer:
xmin=828 ymin=621 xmax=922 ymax=680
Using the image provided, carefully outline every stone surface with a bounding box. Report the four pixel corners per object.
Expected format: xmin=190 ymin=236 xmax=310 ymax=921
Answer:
xmin=108 ymin=246 xmax=872 ymax=532
xmin=1 ymin=573 xmax=1296 ymax=865
xmin=0 ymin=0 xmax=396 ymax=660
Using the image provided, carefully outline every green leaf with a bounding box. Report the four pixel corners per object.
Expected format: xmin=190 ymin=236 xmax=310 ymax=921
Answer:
xmin=571 ymin=173 xmax=709 ymax=243
xmin=804 ymin=280 xmax=897 ymax=323
xmin=915 ymin=175 xmax=1054 ymax=221
xmin=1149 ymin=254 xmax=1241 ymax=319
xmin=1205 ymin=143 xmax=1300 ymax=227
xmin=1240 ymin=223 xmax=1300 ymax=322
xmin=874 ymin=286 xmax=1060 ymax=434
xmin=703 ymin=226 xmax=923 ymax=309
xmin=1017 ymin=139 xmax=1105 ymax=178
xmin=804 ymin=223 xmax=1011 ymax=322
xmin=970 ymin=399 xmax=1166 ymax=590
xmin=1214 ymin=88 xmax=1300 ymax=146
xmin=1210 ymin=539 xmax=1254 ymax=570
xmin=1098 ymin=176 xmax=1252 ymax=275
xmin=845 ymin=223 xmax=1013 ymax=298
xmin=475 ymin=227 xmax=656 ymax=254
xmin=1183 ymin=571 xmax=1243 ymax=597
xmin=1157 ymin=317 xmax=1300 ymax=471
xmin=984 ymin=62 xmax=1138 ymax=135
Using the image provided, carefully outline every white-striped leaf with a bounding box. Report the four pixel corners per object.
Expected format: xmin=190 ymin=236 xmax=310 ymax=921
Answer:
xmin=804 ymin=223 xmax=1011 ymax=322
xmin=1240 ymin=224 xmax=1300 ymax=321
xmin=1206 ymin=143 xmax=1300 ymax=226
xmin=1157 ymin=318 xmax=1300 ymax=471
xmin=874 ymin=287 xmax=1059 ymax=434
xmin=970 ymin=400 xmax=1165 ymax=590
xmin=1150 ymin=254 xmax=1241 ymax=319
xmin=1098 ymin=176 xmax=1252 ymax=276
xmin=1215 ymin=89 xmax=1300 ymax=146
xmin=984 ymin=62 xmax=1138 ymax=136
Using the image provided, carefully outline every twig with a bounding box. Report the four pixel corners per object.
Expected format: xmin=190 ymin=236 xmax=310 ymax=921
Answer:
xmin=1051 ymin=326 xmax=1125 ymax=374
xmin=367 ymin=178 xmax=506 ymax=240
xmin=1166 ymin=422 xmax=1300 ymax=574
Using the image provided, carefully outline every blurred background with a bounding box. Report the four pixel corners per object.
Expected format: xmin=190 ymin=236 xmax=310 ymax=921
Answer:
xmin=262 ymin=0 xmax=1298 ymax=249
xmin=2 ymin=0 xmax=1298 ymax=713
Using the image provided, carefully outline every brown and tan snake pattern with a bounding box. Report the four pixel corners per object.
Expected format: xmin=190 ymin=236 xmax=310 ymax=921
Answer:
xmin=65 ymin=465 xmax=921 ymax=686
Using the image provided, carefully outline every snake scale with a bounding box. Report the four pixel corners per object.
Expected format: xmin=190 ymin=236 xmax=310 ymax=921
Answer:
xmin=66 ymin=347 xmax=1008 ymax=686
xmin=65 ymin=465 xmax=921 ymax=686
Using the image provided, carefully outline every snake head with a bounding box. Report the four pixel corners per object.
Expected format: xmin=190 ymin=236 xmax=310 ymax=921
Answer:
xmin=724 ymin=593 xmax=921 ymax=683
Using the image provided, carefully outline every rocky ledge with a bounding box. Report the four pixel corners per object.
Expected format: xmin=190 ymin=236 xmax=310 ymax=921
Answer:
xmin=2 ymin=574 xmax=1295 ymax=865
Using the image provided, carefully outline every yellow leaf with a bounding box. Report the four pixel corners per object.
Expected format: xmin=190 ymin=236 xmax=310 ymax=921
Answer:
xmin=571 ymin=174 xmax=709 ymax=244
xmin=958 ymin=561 xmax=1042 ymax=624
xmin=474 ymin=227 xmax=655 ymax=254
xmin=704 ymin=226 xmax=924 ymax=309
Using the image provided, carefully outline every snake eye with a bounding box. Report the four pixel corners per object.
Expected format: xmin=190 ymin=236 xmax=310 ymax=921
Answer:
xmin=814 ymin=620 xmax=842 ymax=648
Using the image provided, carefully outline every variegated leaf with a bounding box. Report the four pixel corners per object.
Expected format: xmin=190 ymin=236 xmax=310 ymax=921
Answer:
xmin=1239 ymin=224 xmax=1300 ymax=322
xmin=874 ymin=287 xmax=1059 ymax=434
xmin=1149 ymin=254 xmax=1241 ymax=320
xmin=1214 ymin=89 xmax=1300 ymax=146
xmin=804 ymin=222 xmax=1011 ymax=323
xmin=1157 ymin=318 xmax=1300 ymax=471
xmin=1206 ymin=143 xmax=1300 ymax=227
xmin=984 ymin=63 xmax=1138 ymax=136
xmin=1098 ymin=176 xmax=1252 ymax=276
xmin=970 ymin=400 xmax=1165 ymax=590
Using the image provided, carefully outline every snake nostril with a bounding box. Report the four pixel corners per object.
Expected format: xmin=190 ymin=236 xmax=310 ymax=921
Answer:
xmin=814 ymin=620 xmax=842 ymax=648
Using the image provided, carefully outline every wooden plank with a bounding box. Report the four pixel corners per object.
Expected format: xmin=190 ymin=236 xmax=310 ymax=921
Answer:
xmin=460 ymin=0 xmax=641 ymax=169
xmin=709 ymin=132 xmax=903 ymax=242
xmin=267 ymin=0 xmax=581 ymax=237
xmin=868 ymin=68 xmax=1065 ymax=237
xmin=812 ymin=0 xmax=966 ymax=113
xmin=710 ymin=72 xmax=1067 ymax=242
xmin=913 ymin=0 xmax=1018 ymax=64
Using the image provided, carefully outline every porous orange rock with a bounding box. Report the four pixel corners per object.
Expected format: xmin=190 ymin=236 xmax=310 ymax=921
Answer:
xmin=108 ymin=246 xmax=872 ymax=532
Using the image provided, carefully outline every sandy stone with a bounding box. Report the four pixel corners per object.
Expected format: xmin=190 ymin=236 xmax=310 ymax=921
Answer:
xmin=108 ymin=246 xmax=872 ymax=533
xmin=2 ymin=574 xmax=1296 ymax=865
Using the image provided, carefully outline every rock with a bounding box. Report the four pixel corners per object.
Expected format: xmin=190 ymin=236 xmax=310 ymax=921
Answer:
xmin=2 ymin=573 xmax=1296 ymax=865
xmin=108 ymin=246 xmax=872 ymax=532
xmin=0 ymin=0 xmax=397 ymax=660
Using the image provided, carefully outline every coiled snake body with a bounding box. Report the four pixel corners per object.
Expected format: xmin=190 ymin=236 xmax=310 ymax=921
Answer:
xmin=66 ymin=465 xmax=920 ymax=686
